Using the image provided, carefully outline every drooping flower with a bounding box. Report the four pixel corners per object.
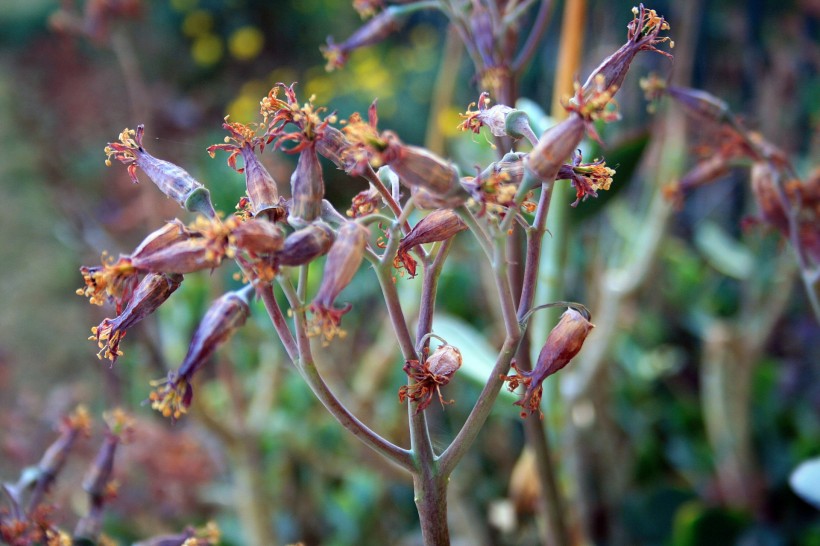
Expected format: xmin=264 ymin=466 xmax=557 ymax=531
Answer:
xmin=504 ymin=307 xmax=594 ymax=417
xmin=289 ymin=143 xmax=326 ymax=224
xmin=525 ymin=113 xmax=586 ymax=182
xmin=105 ymin=125 xmax=216 ymax=218
xmin=231 ymin=217 xmax=285 ymax=256
xmin=207 ymin=118 xmax=286 ymax=221
xmin=394 ymin=209 xmax=467 ymax=278
xmin=149 ymin=289 xmax=251 ymax=420
xmin=91 ymin=273 xmax=182 ymax=364
xmin=77 ymin=254 xmax=139 ymax=313
xmin=309 ymin=222 xmax=369 ymax=343
xmin=556 ymin=151 xmax=617 ymax=207
xmin=399 ymin=344 xmax=462 ymax=413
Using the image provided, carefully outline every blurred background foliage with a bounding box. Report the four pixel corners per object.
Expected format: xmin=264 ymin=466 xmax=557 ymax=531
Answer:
xmin=0 ymin=0 xmax=818 ymax=545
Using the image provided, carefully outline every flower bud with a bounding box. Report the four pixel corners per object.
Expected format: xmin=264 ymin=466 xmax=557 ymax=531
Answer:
xmin=289 ymin=145 xmax=325 ymax=224
xmin=149 ymin=289 xmax=251 ymax=420
xmin=231 ymin=218 xmax=285 ymax=255
xmin=321 ymin=6 xmax=403 ymax=71
xmin=394 ymin=209 xmax=467 ymax=277
xmin=504 ymin=307 xmax=594 ymax=417
xmin=92 ymin=273 xmax=182 ymax=364
xmin=276 ymin=222 xmax=335 ymax=267
xmin=399 ymin=344 xmax=462 ymax=413
xmin=309 ymin=222 xmax=369 ymax=343
xmin=105 ymin=125 xmax=216 ymax=218
xmin=525 ymin=114 xmax=585 ymax=182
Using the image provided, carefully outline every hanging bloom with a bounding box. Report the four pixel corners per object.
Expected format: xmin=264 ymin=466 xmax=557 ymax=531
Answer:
xmin=458 ymin=92 xmax=537 ymax=144
xmin=399 ymin=344 xmax=462 ymax=413
xmin=556 ymin=151 xmax=617 ymax=207
xmin=525 ymin=114 xmax=586 ymax=182
xmin=275 ymin=222 xmax=335 ymax=267
xmin=394 ymin=209 xmax=467 ymax=277
xmin=77 ymin=253 xmax=139 ymax=312
xmin=309 ymin=222 xmax=369 ymax=343
xmin=207 ymin=118 xmax=286 ymax=221
xmin=321 ymin=6 xmax=403 ymax=71
xmin=149 ymin=289 xmax=251 ymax=420
xmin=91 ymin=273 xmax=182 ymax=364
xmin=504 ymin=307 xmax=594 ymax=417
xmin=104 ymin=125 xmax=216 ymax=218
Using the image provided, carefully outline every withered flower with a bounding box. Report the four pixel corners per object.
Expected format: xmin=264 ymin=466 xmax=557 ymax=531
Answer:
xmin=316 ymin=124 xmax=355 ymax=172
xmin=289 ymin=143 xmax=326 ymax=224
xmin=525 ymin=114 xmax=586 ymax=182
xmin=131 ymin=220 xmax=196 ymax=260
xmin=458 ymin=92 xmax=537 ymax=144
xmin=261 ymin=83 xmax=336 ymax=150
xmin=347 ymin=185 xmax=383 ymax=218
xmin=231 ymin=217 xmax=285 ymax=256
xmin=105 ymin=125 xmax=216 ymax=218
xmin=411 ymin=186 xmax=469 ymax=211
xmin=663 ymin=153 xmax=731 ymax=204
xmin=309 ymin=222 xmax=369 ymax=343
xmin=381 ymin=132 xmax=463 ymax=196
xmin=91 ymin=273 xmax=182 ymax=364
xmin=394 ymin=209 xmax=467 ymax=277
xmin=149 ymin=289 xmax=251 ymax=420
xmin=321 ymin=6 xmax=403 ymax=71
xmin=77 ymin=253 xmax=139 ymax=312
xmin=504 ymin=307 xmax=594 ymax=417
xmin=276 ymin=222 xmax=335 ymax=267
xmin=556 ymin=151 xmax=617 ymax=207
xmin=207 ymin=118 xmax=286 ymax=221
xmin=399 ymin=344 xmax=462 ymax=413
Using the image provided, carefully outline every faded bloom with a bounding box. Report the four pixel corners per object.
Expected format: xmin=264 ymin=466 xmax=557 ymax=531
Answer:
xmin=207 ymin=118 xmax=286 ymax=221
xmin=105 ymin=125 xmax=216 ymax=218
xmin=556 ymin=151 xmax=617 ymax=207
xmin=399 ymin=344 xmax=462 ymax=413
xmin=276 ymin=222 xmax=336 ymax=267
xmin=526 ymin=114 xmax=586 ymax=182
xmin=347 ymin=185 xmax=383 ymax=218
xmin=458 ymin=92 xmax=537 ymax=144
xmin=92 ymin=273 xmax=182 ymax=364
xmin=77 ymin=254 xmax=139 ymax=312
xmin=231 ymin=217 xmax=285 ymax=256
xmin=321 ymin=6 xmax=402 ymax=71
xmin=289 ymin=143 xmax=326 ymax=224
xmin=504 ymin=307 xmax=594 ymax=417
xmin=261 ymin=83 xmax=336 ymax=151
xmin=309 ymin=222 xmax=369 ymax=343
xmin=394 ymin=209 xmax=467 ymax=277
xmin=381 ymin=132 xmax=466 ymax=200
xmin=149 ymin=289 xmax=251 ymax=420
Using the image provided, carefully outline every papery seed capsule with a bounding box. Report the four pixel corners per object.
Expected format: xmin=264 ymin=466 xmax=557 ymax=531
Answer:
xmin=666 ymin=85 xmax=730 ymax=124
xmin=276 ymin=222 xmax=335 ymax=266
xmin=321 ymin=6 xmax=403 ymax=71
xmin=316 ymin=125 xmax=354 ymax=171
xmin=240 ymin=145 xmax=286 ymax=221
xmin=232 ymin=218 xmax=285 ymax=255
xmin=411 ymin=186 xmax=469 ymax=211
xmin=131 ymin=239 xmax=223 ymax=274
xmin=289 ymin=145 xmax=325 ymax=224
xmin=426 ymin=344 xmax=462 ymax=378
xmin=131 ymin=220 xmax=195 ymax=262
xmin=526 ymin=114 xmax=585 ymax=182
xmin=398 ymin=209 xmax=467 ymax=256
xmin=381 ymin=132 xmax=465 ymax=198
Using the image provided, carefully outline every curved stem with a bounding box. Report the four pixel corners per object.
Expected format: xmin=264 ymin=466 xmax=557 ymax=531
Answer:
xmin=511 ymin=0 xmax=554 ymax=72
xmin=255 ymin=283 xmax=298 ymax=362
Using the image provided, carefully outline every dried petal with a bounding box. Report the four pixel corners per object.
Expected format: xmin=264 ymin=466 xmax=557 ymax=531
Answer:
xmin=394 ymin=209 xmax=466 ymax=277
xmin=399 ymin=344 xmax=462 ymax=413
xmin=381 ymin=132 xmax=466 ymax=199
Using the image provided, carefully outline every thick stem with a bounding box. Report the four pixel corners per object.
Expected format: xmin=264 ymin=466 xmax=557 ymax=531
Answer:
xmin=414 ymin=472 xmax=451 ymax=546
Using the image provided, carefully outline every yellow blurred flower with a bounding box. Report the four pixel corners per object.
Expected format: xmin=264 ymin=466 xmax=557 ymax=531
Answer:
xmin=229 ymin=26 xmax=264 ymax=60
xmin=192 ymin=34 xmax=223 ymax=66
xmin=182 ymin=10 xmax=213 ymax=37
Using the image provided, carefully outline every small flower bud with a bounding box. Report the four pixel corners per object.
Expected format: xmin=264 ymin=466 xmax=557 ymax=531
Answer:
xmin=394 ymin=209 xmax=467 ymax=277
xmin=399 ymin=344 xmax=462 ymax=413
xmin=275 ymin=222 xmax=335 ymax=267
xmin=289 ymin=145 xmax=325 ymax=224
xmin=309 ymin=222 xmax=369 ymax=343
xmin=321 ymin=6 xmax=403 ymax=71
xmin=525 ymin=114 xmax=585 ymax=182
xmin=105 ymin=125 xmax=216 ymax=218
xmin=231 ymin=218 xmax=285 ymax=256
xmin=504 ymin=307 xmax=594 ymax=417
xmin=149 ymin=289 xmax=251 ymax=420
xmin=92 ymin=273 xmax=182 ymax=364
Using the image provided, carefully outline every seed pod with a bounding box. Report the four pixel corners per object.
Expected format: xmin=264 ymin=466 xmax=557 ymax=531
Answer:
xmin=395 ymin=209 xmax=467 ymax=276
xmin=411 ymin=186 xmax=468 ymax=211
xmin=33 ymin=406 xmax=91 ymax=491
xmin=316 ymin=125 xmax=354 ymax=171
xmin=321 ymin=6 xmax=403 ymax=71
xmin=131 ymin=220 xmax=195 ymax=262
xmin=526 ymin=114 xmax=585 ymax=183
xmin=504 ymin=307 xmax=594 ymax=417
xmin=240 ymin=145 xmax=286 ymax=221
xmin=232 ymin=218 xmax=285 ymax=255
xmin=149 ymin=289 xmax=251 ymax=420
xmin=381 ymin=131 xmax=465 ymax=198
xmin=310 ymin=222 xmax=369 ymax=342
xmin=666 ymin=85 xmax=731 ymax=124
xmin=130 ymin=239 xmax=223 ymax=274
xmin=276 ymin=222 xmax=335 ymax=267
xmin=105 ymin=125 xmax=216 ymax=218
xmin=426 ymin=344 xmax=462 ymax=378
xmin=289 ymin=144 xmax=325 ymax=224
xmin=399 ymin=344 xmax=463 ymax=413
xmin=92 ymin=273 xmax=183 ymax=363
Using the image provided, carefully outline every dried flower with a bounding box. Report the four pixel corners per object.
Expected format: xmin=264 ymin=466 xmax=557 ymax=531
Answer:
xmin=149 ymin=289 xmax=251 ymax=420
xmin=276 ymin=222 xmax=335 ymax=267
xmin=321 ymin=7 xmax=402 ymax=71
xmin=105 ymin=125 xmax=216 ymax=218
xmin=556 ymin=151 xmax=617 ymax=207
xmin=231 ymin=217 xmax=285 ymax=256
xmin=458 ymin=92 xmax=537 ymax=144
xmin=347 ymin=185 xmax=383 ymax=218
xmin=91 ymin=273 xmax=182 ymax=364
xmin=289 ymin=143 xmax=326 ymax=224
xmin=381 ymin=132 xmax=465 ymax=199
xmin=525 ymin=114 xmax=586 ymax=182
xmin=131 ymin=220 xmax=196 ymax=260
xmin=207 ymin=118 xmax=286 ymax=221
xmin=77 ymin=254 xmax=139 ymax=312
xmin=504 ymin=308 xmax=594 ymax=417
xmin=399 ymin=344 xmax=462 ymax=413
xmin=261 ymin=83 xmax=336 ymax=151
xmin=394 ymin=209 xmax=467 ymax=277
xmin=410 ymin=186 xmax=469 ymax=211
xmin=309 ymin=222 xmax=369 ymax=343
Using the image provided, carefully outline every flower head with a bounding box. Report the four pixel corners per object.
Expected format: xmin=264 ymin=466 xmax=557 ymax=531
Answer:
xmin=77 ymin=253 xmax=139 ymax=312
xmin=504 ymin=308 xmax=594 ymax=417
xmin=399 ymin=344 xmax=462 ymax=413
xmin=261 ymin=83 xmax=336 ymax=153
xmin=557 ymin=151 xmax=617 ymax=207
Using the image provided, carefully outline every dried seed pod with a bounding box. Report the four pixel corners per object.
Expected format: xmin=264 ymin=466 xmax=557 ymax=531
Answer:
xmin=410 ymin=186 xmax=468 ymax=211
xmin=231 ymin=218 xmax=285 ymax=256
xmin=149 ymin=289 xmax=251 ymax=420
xmin=381 ymin=131 xmax=465 ymax=198
xmin=105 ymin=125 xmax=216 ymax=218
xmin=526 ymin=114 xmax=585 ymax=182
xmin=321 ymin=6 xmax=403 ymax=71
xmin=504 ymin=307 xmax=594 ymax=417
xmin=92 ymin=273 xmax=182 ymax=364
xmin=666 ymin=85 xmax=731 ymax=124
xmin=399 ymin=344 xmax=462 ymax=413
xmin=394 ymin=209 xmax=467 ymax=277
xmin=131 ymin=220 xmax=195 ymax=262
xmin=130 ymin=217 xmax=237 ymax=274
xmin=316 ymin=125 xmax=355 ymax=172
xmin=276 ymin=222 xmax=335 ymax=267
xmin=309 ymin=222 xmax=369 ymax=343
xmin=289 ymin=144 xmax=325 ymax=224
